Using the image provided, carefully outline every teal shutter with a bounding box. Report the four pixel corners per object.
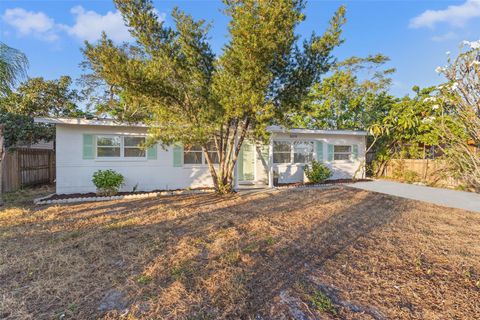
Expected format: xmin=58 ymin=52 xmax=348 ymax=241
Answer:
xmin=83 ymin=134 xmax=94 ymax=159
xmin=147 ymin=143 xmax=157 ymax=160
xmin=315 ymin=141 xmax=324 ymax=162
xmin=173 ymin=144 xmax=183 ymax=167
xmin=327 ymin=144 xmax=334 ymax=162
xmin=352 ymin=144 xmax=359 ymax=160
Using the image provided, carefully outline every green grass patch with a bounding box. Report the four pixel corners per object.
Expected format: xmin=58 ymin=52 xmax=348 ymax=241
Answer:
xmin=171 ymin=265 xmax=191 ymax=280
xmin=310 ymin=289 xmax=337 ymax=316
xmin=137 ymin=274 xmax=153 ymax=285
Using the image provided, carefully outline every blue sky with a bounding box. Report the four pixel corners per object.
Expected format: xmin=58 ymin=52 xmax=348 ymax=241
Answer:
xmin=1 ymin=0 xmax=479 ymax=98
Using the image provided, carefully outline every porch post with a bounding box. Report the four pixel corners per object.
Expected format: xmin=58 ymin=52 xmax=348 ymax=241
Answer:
xmin=234 ymin=136 xmax=239 ymax=191
xmin=268 ymin=136 xmax=274 ymax=188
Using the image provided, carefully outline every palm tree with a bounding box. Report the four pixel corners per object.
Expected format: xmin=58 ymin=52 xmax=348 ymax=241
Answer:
xmin=0 ymin=42 xmax=28 ymax=96
xmin=0 ymin=43 xmax=27 ymax=204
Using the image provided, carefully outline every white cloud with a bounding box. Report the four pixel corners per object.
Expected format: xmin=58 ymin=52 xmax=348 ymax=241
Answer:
xmin=1 ymin=8 xmax=59 ymax=41
xmin=410 ymin=0 xmax=480 ymax=29
xmin=1 ymin=6 xmax=165 ymax=43
xmin=431 ymin=31 xmax=458 ymax=42
xmin=63 ymin=6 xmax=131 ymax=42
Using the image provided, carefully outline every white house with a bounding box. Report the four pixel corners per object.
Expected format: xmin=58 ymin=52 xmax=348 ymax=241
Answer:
xmin=35 ymin=117 xmax=367 ymax=194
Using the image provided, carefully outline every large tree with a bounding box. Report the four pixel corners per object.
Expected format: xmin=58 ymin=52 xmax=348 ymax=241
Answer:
xmin=2 ymin=76 xmax=83 ymax=117
xmin=0 ymin=43 xmax=27 ymax=205
xmin=0 ymin=76 xmax=84 ymax=148
xmin=292 ymin=54 xmax=394 ymax=131
xmin=83 ymin=0 xmax=345 ymax=193
xmin=437 ymin=41 xmax=480 ymax=190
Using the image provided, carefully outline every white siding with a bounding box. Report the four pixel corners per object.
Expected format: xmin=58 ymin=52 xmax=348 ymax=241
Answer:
xmin=55 ymin=125 xmax=213 ymax=194
xmin=267 ymin=133 xmax=366 ymax=183
xmin=55 ymin=124 xmax=366 ymax=194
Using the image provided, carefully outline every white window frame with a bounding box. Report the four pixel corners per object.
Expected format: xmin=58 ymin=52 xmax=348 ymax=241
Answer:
xmin=273 ymin=140 xmax=314 ymax=165
xmin=95 ymin=135 xmax=147 ymax=161
xmin=183 ymin=145 xmax=204 ymax=166
xmin=183 ymin=142 xmax=219 ymax=167
xmin=273 ymin=140 xmax=292 ymax=164
xmin=333 ymin=145 xmax=353 ymax=162
xmin=293 ymin=140 xmax=314 ymax=164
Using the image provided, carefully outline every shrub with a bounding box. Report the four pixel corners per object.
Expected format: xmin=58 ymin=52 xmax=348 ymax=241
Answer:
xmin=92 ymin=169 xmax=124 ymax=196
xmin=304 ymin=160 xmax=332 ymax=183
xmin=403 ymin=170 xmax=419 ymax=184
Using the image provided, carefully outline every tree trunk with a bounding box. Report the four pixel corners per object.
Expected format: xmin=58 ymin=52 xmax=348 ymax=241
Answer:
xmin=203 ymin=118 xmax=250 ymax=194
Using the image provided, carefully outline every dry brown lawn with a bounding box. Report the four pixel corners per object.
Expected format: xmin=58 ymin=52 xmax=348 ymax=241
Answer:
xmin=0 ymin=186 xmax=479 ymax=319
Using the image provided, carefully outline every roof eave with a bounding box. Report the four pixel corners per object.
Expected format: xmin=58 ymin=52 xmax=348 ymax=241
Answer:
xmin=34 ymin=117 xmax=147 ymax=128
xmin=266 ymin=125 xmax=368 ymax=136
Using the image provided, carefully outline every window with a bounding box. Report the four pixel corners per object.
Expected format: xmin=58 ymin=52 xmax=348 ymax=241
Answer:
xmin=184 ymin=145 xmax=203 ymax=164
xmin=96 ymin=135 xmax=146 ymax=159
xmin=124 ymin=137 xmax=146 ymax=157
xmin=206 ymin=141 xmax=219 ymax=164
xmin=334 ymin=145 xmax=352 ymax=161
xmin=293 ymin=141 xmax=314 ymax=163
xmin=97 ymin=136 xmax=121 ymax=157
xmin=183 ymin=142 xmax=219 ymax=165
xmin=273 ymin=141 xmax=291 ymax=164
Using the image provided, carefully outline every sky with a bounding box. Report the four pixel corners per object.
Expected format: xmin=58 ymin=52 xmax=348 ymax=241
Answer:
xmin=1 ymin=0 xmax=480 ymax=98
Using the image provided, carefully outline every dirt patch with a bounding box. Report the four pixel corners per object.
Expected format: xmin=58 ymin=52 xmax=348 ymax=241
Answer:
xmin=0 ymin=187 xmax=479 ymax=319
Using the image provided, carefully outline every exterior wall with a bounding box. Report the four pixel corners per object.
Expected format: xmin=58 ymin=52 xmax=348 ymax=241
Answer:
xmin=255 ymin=145 xmax=269 ymax=185
xmin=55 ymin=125 xmax=213 ymax=194
xmin=55 ymin=124 xmax=366 ymax=194
xmin=266 ymin=132 xmax=366 ymax=184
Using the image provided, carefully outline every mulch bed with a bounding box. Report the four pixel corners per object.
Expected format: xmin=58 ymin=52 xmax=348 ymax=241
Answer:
xmin=276 ymin=178 xmax=372 ymax=188
xmin=46 ymin=187 xmax=214 ymax=201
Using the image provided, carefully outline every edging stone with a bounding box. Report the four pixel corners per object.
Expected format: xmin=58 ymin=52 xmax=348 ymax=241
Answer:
xmin=34 ymin=189 xmax=215 ymax=205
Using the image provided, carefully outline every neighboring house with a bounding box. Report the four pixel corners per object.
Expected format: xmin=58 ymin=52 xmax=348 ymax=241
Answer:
xmin=35 ymin=117 xmax=367 ymax=194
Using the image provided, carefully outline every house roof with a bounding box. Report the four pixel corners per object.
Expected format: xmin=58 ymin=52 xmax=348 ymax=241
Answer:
xmin=34 ymin=117 xmax=147 ymax=128
xmin=266 ymin=125 xmax=368 ymax=136
xmin=34 ymin=117 xmax=368 ymax=136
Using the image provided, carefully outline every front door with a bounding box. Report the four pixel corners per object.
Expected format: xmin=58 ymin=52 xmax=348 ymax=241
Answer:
xmin=238 ymin=142 xmax=255 ymax=182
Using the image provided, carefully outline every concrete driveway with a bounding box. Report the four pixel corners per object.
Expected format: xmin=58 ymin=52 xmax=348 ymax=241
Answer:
xmin=348 ymin=180 xmax=480 ymax=213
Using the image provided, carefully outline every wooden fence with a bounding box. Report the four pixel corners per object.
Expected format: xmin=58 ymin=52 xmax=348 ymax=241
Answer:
xmin=380 ymin=159 xmax=461 ymax=188
xmin=1 ymin=148 xmax=55 ymax=192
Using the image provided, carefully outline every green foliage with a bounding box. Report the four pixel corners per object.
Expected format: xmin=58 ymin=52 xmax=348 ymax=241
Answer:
xmin=0 ymin=112 xmax=54 ymax=148
xmin=309 ymin=289 xmax=337 ymax=315
xmin=435 ymin=41 xmax=480 ymax=190
xmin=137 ymin=274 xmax=153 ymax=285
xmin=92 ymin=169 xmax=124 ymax=196
xmin=304 ymin=160 xmax=332 ymax=183
xmin=0 ymin=75 xmax=84 ymax=148
xmin=2 ymin=76 xmax=84 ymax=117
xmin=82 ymin=0 xmax=346 ymax=193
xmin=0 ymin=42 xmax=28 ymax=96
xmin=366 ymin=86 xmax=463 ymax=176
xmin=391 ymin=163 xmax=420 ymax=183
xmin=292 ymin=53 xmax=395 ymax=130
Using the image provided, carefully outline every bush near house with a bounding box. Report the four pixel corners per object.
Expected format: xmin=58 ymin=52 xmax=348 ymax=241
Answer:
xmin=92 ymin=169 xmax=124 ymax=196
xmin=304 ymin=160 xmax=332 ymax=183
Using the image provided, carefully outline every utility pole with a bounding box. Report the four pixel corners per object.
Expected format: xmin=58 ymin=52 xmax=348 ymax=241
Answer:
xmin=0 ymin=124 xmax=4 ymax=206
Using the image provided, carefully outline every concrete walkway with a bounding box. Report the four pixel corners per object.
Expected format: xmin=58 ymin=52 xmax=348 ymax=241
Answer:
xmin=347 ymin=180 xmax=480 ymax=213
